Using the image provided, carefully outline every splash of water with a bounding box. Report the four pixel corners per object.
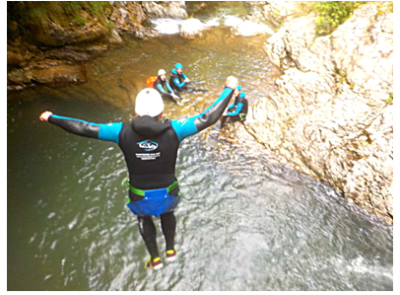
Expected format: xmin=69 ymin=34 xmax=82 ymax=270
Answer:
xmin=150 ymin=15 xmax=274 ymax=37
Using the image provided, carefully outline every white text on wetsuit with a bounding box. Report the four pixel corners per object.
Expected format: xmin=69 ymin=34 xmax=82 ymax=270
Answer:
xmin=136 ymin=153 xmax=161 ymax=160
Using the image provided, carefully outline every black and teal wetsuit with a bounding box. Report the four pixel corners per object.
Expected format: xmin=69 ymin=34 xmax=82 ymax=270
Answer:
xmin=153 ymin=76 xmax=178 ymax=101
xmin=169 ymin=69 xmax=188 ymax=92
xmin=48 ymin=87 xmax=235 ymax=215
xmin=221 ymin=92 xmax=248 ymax=126
xmin=47 ymin=86 xmax=234 ymax=259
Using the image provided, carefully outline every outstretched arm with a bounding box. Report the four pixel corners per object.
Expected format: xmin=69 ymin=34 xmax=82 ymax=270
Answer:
xmin=39 ymin=111 xmax=123 ymax=144
xmin=171 ymin=76 xmax=239 ymax=142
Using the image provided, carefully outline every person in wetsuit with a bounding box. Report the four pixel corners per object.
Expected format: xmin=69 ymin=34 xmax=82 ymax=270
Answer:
xmin=221 ymin=85 xmax=248 ymax=127
xmin=169 ymin=63 xmax=190 ymax=93
xmin=39 ymin=76 xmax=239 ymax=270
xmin=153 ymin=69 xmax=182 ymax=105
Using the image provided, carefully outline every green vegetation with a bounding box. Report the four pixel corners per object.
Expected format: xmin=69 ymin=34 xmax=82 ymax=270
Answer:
xmin=376 ymin=2 xmax=393 ymax=16
xmin=387 ymin=2 xmax=394 ymax=12
xmin=311 ymin=1 xmax=366 ymax=36
xmin=8 ymin=1 xmax=111 ymax=29
xmin=385 ymin=93 xmax=393 ymax=105
xmin=106 ymin=20 xmax=115 ymax=30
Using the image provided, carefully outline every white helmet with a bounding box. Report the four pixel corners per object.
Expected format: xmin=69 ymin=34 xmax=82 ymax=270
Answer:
xmin=158 ymin=69 xmax=166 ymax=76
xmin=135 ymin=88 xmax=164 ymax=117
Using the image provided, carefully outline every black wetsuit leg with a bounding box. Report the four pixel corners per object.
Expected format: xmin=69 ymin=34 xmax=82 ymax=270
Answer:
xmin=221 ymin=116 xmax=229 ymax=127
xmin=137 ymin=215 xmax=159 ymax=259
xmin=160 ymin=211 xmax=176 ymax=251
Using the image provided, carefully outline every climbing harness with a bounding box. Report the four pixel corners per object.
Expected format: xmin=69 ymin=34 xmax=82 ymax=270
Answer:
xmin=239 ymin=113 xmax=247 ymax=121
xmin=125 ymin=179 xmax=180 ymax=217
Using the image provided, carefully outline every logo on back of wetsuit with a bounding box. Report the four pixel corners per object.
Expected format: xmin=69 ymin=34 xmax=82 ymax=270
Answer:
xmin=137 ymin=140 xmax=158 ymax=151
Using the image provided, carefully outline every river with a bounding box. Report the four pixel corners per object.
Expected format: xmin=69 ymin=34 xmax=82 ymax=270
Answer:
xmin=7 ymin=3 xmax=393 ymax=291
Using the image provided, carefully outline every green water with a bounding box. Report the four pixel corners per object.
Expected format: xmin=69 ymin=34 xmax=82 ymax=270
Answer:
xmin=7 ymin=21 xmax=392 ymax=291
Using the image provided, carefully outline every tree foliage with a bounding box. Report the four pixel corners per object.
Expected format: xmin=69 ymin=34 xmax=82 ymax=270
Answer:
xmin=312 ymin=1 xmax=366 ymax=35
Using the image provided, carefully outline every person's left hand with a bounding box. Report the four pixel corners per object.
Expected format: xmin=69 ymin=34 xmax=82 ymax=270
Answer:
xmin=39 ymin=111 xmax=53 ymax=122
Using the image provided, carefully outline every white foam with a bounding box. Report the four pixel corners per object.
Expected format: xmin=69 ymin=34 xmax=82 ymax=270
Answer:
xmin=150 ymin=18 xmax=182 ymax=35
xmin=150 ymin=15 xmax=274 ymax=37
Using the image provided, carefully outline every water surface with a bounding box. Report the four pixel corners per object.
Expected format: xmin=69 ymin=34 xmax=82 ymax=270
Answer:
xmin=7 ymin=10 xmax=393 ymax=291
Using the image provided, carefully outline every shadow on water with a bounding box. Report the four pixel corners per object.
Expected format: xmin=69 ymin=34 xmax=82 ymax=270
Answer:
xmin=7 ymin=19 xmax=392 ymax=291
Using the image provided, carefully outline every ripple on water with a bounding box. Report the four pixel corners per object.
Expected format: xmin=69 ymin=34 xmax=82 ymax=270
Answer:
xmin=7 ymin=10 xmax=392 ymax=290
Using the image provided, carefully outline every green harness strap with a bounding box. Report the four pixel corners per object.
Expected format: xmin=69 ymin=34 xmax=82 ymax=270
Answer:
xmin=239 ymin=113 xmax=247 ymax=121
xmin=124 ymin=178 xmax=178 ymax=202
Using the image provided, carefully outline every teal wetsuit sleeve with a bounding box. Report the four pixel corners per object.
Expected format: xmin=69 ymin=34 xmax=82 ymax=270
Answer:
xmin=98 ymin=122 xmax=123 ymax=143
xmin=48 ymin=114 xmax=123 ymax=144
xmin=227 ymin=103 xmax=243 ymax=116
xmin=156 ymin=84 xmax=166 ymax=93
xmin=171 ymin=117 xmax=198 ymax=142
xmin=171 ymin=87 xmax=234 ymax=142
xmin=227 ymin=102 xmax=236 ymax=109
xmin=166 ymin=81 xmax=173 ymax=93
xmin=182 ymin=72 xmax=187 ymax=79
xmin=173 ymin=78 xmax=186 ymax=88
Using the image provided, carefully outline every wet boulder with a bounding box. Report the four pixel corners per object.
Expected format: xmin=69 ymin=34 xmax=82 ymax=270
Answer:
xmin=7 ymin=37 xmax=43 ymax=67
xmin=32 ymin=16 xmax=110 ymax=47
xmin=31 ymin=64 xmax=86 ymax=85
xmin=44 ymin=48 xmax=92 ymax=62
xmin=142 ymin=1 xmax=187 ymax=19
xmin=238 ymin=4 xmax=393 ymax=224
xmin=109 ymin=29 xmax=124 ymax=44
xmin=8 ymin=59 xmax=86 ymax=88
xmin=109 ymin=1 xmax=147 ymax=32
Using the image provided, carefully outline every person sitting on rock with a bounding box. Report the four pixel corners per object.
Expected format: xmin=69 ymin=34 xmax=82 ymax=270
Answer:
xmin=169 ymin=63 xmax=190 ymax=92
xmin=153 ymin=69 xmax=183 ymax=105
xmin=221 ymin=85 xmax=248 ymax=127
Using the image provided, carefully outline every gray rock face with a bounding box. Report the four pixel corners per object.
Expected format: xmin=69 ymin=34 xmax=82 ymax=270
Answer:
xmin=234 ymin=4 xmax=393 ymax=224
xmin=142 ymin=1 xmax=187 ymax=19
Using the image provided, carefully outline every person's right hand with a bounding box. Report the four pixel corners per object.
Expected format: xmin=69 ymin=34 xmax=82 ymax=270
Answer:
xmin=184 ymin=78 xmax=190 ymax=83
xmin=39 ymin=111 xmax=53 ymax=122
xmin=225 ymin=76 xmax=239 ymax=90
